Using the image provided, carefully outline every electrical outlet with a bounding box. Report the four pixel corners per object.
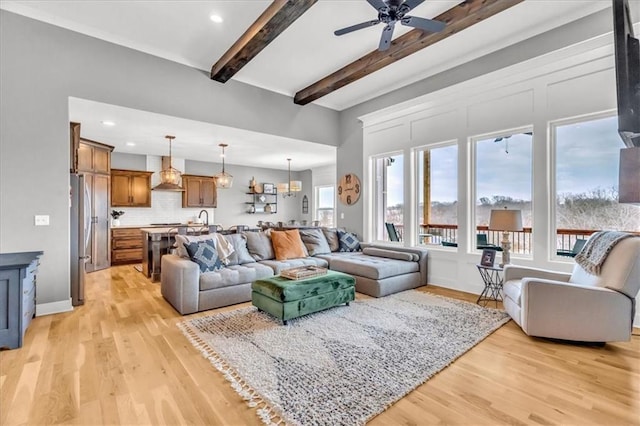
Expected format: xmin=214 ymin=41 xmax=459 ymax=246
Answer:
xmin=340 ymin=212 xmax=345 ymax=219
xmin=35 ymin=215 xmax=50 ymax=226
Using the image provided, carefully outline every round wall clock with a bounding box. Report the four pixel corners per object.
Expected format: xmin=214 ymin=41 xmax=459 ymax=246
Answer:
xmin=338 ymin=173 xmax=361 ymax=206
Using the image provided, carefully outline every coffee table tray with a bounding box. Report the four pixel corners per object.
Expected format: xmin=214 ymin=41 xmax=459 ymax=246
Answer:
xmin=280 ymin=265 xmax=328 ymax=280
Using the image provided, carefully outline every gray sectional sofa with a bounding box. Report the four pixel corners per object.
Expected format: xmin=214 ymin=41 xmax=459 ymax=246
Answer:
xmin=161 ymin=229 xmax=428 ymax=315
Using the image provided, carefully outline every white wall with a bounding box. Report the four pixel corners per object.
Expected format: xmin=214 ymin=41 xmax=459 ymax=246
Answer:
xmin=360 ymin=35 xmax=640 ymax=326
xmin=0 ymin=10 xmax=338 ymax=313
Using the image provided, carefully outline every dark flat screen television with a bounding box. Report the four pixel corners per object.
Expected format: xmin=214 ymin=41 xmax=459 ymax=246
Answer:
xmin=613 ymin=0 xmax=640 ymax=147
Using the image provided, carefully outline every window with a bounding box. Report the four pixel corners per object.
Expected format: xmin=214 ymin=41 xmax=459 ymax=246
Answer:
xmin=553 ymin=114 xmax=640 ymax=255
xmin=475 ymin=131 xmax=533 ymax=254
xmin=416 ymin=143 xmax=458 ymax=246
xmin=315 ymin=185 xmax=335 ymax=227
xmin=373 ymin=153 xmax=404 ymax=241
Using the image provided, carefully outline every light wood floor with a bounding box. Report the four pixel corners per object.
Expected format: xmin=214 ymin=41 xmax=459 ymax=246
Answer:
xmin=1 ymin=265 xmax=639 ymax=425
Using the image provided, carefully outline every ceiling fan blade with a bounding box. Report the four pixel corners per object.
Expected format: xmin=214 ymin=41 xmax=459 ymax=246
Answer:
xmin=402 ymin=0 xmax=426 ymax=12
xmin=366 ymin=0 xmax=388 ymax=11
xmin=400 ymin=15 xmax=446 ymax=33
xmin=378 ymin=21 xmax=396 ymax=51
xmin=334 ymin=20 xmax=381 ymax=36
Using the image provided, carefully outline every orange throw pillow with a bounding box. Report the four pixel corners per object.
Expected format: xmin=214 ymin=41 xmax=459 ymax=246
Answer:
xmin=271 ymin=229 xmax=307 ymax=260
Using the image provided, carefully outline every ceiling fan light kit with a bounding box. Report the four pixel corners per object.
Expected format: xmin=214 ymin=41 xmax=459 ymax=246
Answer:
xmin=334 ymin=0 xmax=446 ymax=51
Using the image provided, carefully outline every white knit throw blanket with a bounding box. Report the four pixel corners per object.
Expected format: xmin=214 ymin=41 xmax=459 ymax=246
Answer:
xmin=574 ymin=231 xmax=635 ymax=276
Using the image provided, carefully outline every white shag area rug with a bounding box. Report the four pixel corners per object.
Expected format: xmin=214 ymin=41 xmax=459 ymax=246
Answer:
xmin=178 ymin=290 xmax=510 ymax=426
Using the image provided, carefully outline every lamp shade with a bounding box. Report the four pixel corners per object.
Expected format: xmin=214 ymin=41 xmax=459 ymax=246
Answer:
xmin=489 ymin=209 xmax=523 ymax=231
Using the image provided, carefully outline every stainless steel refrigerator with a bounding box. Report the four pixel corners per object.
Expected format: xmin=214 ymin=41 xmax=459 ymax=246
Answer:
xmin=70 ymin=174 xmax=91 ymax=306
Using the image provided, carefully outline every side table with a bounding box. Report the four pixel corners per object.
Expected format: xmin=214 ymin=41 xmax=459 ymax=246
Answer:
xmin=476 ymin=264 xmax=503 ymax=307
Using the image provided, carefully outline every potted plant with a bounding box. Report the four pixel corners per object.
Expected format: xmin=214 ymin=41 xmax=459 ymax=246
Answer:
xmin=111 ymin=210 xmax=125 ymax=227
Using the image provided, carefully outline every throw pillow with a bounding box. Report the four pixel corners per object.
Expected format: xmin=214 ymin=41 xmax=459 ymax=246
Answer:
xmin=271 ymin=229 xmax=307 ymax=260
xmin=299 ymin=228 xmax=331 ymax=256
xmin=322 ymin=227 xmax=341 ymax=252
xmin=175 ymin=234 xmax=216 ymax=258
xmin=184 ymin=240 xmax=224 ymax=273
xmin=337 ymin=230 xmax=361 ymax=252
xmin=244 ymin=231 xmax=275 ymax=261
xmin=224 ymin=233 xmax=255 ymax=265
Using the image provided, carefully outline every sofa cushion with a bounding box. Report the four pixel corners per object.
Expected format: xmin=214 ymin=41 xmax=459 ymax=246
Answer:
xmin=184 ymin=240 xmax=224 ymax=273
xmin=271 ymin=229 xmax=307 ymax=260
xmin=322 ymin=228 xmax=341 ymax=252
xmin=244 ymin=231 xmax=275 ymax=261
xmin=337 ymin=230 xmax=361 ymax=252
xmin=199 ymin=263 xmax=274 ymax=291
xmin=175 ymin=234 xmax=214 ymax=258
xmin=329 ymin=253 xmax=418 ymax=280
xmin=362 ymin=247 xmax=418 ymax=262
xmin=224 ymin=233 xmax=255 ymax=265
xmin=259 ymin=257 xmax=329 ymax=275
xmin=299 ymin=228 xmax=331 ymax=256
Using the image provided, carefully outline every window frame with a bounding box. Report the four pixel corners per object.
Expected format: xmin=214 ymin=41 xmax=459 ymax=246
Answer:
xmin=314 ymin=184 xmax=336 ymax=227
xmin=371 ymin=150 xmax=404 ymax=243
xmin=470 ymin=125 xmax=534 ymax=256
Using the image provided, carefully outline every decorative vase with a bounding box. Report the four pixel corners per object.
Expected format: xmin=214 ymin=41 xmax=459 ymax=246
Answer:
xmin=264 ymin=203 xmax=272 ymax=213
xmin=250 ymin=176 xmax=257 ymax=191
xmin=112 ymin=218 xmax=120 ymax=227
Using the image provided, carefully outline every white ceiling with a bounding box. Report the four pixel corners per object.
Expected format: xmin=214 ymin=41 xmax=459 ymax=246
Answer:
xmin=2 ymin=0 xmax=615 ymax=170
xmin=1 ymin=0 xmax=612 ymax=111
xmin=69 ymin=98 xmax=336 ymax=171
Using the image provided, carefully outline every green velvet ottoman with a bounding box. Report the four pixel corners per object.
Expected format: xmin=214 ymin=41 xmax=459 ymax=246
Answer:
xmin=251 ymin=270 xmax=355 ymax=324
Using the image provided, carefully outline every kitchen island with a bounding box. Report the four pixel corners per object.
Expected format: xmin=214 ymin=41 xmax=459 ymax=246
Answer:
xmin=141 ymin=225 xmax=209 ymax=282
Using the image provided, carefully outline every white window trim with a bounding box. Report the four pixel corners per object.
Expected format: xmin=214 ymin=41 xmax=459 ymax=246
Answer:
xmin=314 ymin=184 xmax=335 ymax=227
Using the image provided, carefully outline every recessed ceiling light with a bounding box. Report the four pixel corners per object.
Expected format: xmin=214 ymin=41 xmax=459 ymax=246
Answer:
xmin=210 ymin=14 xmax=223 ymax=23
xmin=126 ymin=142 xmax=136 ymax=147
xmin=101 ymin=120 xmax=115 ymax=126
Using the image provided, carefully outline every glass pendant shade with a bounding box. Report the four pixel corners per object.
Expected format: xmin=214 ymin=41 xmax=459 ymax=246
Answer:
xmin=214 ymin=143 xmax=233 ymax=188
xmin=153 ymin=135 xmax=184 ymax=191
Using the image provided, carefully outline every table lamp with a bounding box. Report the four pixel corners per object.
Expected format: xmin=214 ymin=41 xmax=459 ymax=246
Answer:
xmin=489 ymin=207 xmax=523 ymax=267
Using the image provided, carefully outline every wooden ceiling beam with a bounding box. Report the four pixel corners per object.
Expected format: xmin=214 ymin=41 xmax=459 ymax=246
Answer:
xmin=294 ymin=0 xmax=524 ymax=105
xmin=211 ymin=0 xmax=317 ymax=83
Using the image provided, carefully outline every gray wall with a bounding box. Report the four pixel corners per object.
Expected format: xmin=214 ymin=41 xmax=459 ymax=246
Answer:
xmin=0 ymin=10 xmax=339 ymax=310
xmin=334 ymin=8 xmax=616 ymax=237
xmin=111 ymin=152 xmax=147 ymax=170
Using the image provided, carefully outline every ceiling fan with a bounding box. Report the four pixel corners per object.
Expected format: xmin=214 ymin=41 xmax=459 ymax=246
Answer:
xmin=334 ymin=0 xmax=446 ymax=51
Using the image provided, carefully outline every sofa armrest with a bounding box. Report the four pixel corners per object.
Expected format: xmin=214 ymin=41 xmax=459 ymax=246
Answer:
xmin=161 ymin=254 xmax=200 ymax=315
xmin=503 ymin=265 xmax=571 ymax=283
xmin=368 ymin=244 xmax=428 ymax=285
xmin=521 ymin=279 xmax=632 ymax=341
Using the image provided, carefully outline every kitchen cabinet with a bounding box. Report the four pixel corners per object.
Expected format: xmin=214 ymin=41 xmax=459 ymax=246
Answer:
xmin=0 ymin=251 xmax=42 ymax=350
xmin=111 ymin=169 xmax=153 ymax=207
xmin=246 ymin=190 xmax=278 ymax=214
xmin=182 ymin=174 xmax=217 ymax=208
xmin=76 ymin=138 xmax=112 ymax=174
xmin=111 ymin=228 xmax=143 ymax=265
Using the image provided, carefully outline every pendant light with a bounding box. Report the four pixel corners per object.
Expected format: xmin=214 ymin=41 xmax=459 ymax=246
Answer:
xmin=152 ymin=135 xmax=184 ymax=191
xmin=214 ymin=143 xmax=233 ymax=189
xmin=277 ymin=158 xmax=302 ymax=197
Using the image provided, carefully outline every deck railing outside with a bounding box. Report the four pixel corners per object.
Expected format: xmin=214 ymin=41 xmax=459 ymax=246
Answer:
xmin=386 ymin=223 xmax=638 ymax=255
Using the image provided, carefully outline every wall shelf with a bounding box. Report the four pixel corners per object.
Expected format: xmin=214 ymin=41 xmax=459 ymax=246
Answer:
xmin=246 ymin=189 xmax=278 ymax=214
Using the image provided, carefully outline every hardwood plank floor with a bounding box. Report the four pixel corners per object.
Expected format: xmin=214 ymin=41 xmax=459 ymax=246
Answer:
xmin=1 ymin=265 xmax=638 ymax=425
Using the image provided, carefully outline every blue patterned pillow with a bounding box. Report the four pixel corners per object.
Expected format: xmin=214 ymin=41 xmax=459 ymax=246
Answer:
xmin=337 ymin=230 xmax=361 ymax=252
xmin=185 ymin=240 xmax=224 ymax=273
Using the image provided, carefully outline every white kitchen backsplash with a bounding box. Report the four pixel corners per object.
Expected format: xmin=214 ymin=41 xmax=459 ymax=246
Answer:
xmin=113 ymin=190 xmax=215 ymax=226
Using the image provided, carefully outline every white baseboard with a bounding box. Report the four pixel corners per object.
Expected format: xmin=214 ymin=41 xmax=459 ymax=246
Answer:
xmin=36 ymin=298 xmax=73 ymax=316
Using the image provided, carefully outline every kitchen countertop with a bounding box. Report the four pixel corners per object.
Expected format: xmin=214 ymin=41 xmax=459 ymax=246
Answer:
xmin=113 ymin=223 xmax=207 ymax=229
xmin=140 ymin=225 xmax=210 ymax=234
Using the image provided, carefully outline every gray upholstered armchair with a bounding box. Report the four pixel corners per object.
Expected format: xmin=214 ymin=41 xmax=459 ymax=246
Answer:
xmin=502 ymin=235 xmax=640 ymax=342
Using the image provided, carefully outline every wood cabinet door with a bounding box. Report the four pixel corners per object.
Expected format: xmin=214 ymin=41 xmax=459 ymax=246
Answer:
xmin=184 ymin=178 xmax=203 ymax=207
xmin=111 ymin=174 xmax=131 ymax=207
xmin=93 ymin=174 xmax=111 ymax=270
xmin=201 ymin=179 xmax=217 ymax=207
xmin=130 ymin=174 xmax=151 ymax=207
xmin=77 ymin=143 xmax=93 ymax=172
xmin=93 ymin=147 xmax=110 ymax=174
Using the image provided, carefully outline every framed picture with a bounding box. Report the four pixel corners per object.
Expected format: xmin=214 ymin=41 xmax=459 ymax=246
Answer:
xmin=480 ymin=249 xmax=496 ymax=267
xmin=263 ymin=183 xmax=274 ymax=194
